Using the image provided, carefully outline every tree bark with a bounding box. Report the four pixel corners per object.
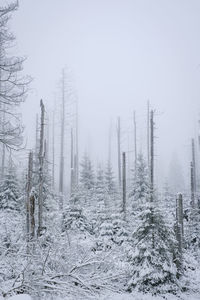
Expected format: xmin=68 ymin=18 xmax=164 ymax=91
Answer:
xmin=37 ymin=99 xmax=45 ymax=237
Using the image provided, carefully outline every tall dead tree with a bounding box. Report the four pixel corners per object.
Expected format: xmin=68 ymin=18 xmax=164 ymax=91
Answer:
xmin=26 ymin=151 xmax=33 ymax=244
xmin=133 ymin=111 xmax=137 ymax=172
xmin=175 ymin=193 xmax=183 ymax=274
xmin=150 ymin=110 xmax=154 ymax=202
xmin=75 ymin=100 xmax=79 ymax=186
xmin=191 ymin=138 xmax=197 ymax=194
xmin=117 ymin=117 xmax=122 ymax=188
xmin=1 ymin=105 xmax=5 ymax=178
xmin=52 ymin=110 xmax=55 ymax=190
xmin=70 ymin=128 xmax=74 ymax=195
xmin=35 ymin=114 xmax=39 ymax=154
xmin=147 ymin=100 xmax=150 ymax=169
xmin=191 ymin=161 xmax=195 ymax=208
xmin=122 ymin=152 xmax=126 ymax=219
xmin=108 ymin=121 xmax=112 ymax=165
xmin=59 ymin=69 xmax=65 ymax=209
xmin=37 ymin=99 xmax=45 ymax=237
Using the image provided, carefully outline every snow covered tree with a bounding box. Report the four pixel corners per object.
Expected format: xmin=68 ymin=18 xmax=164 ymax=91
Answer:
xmin=111 ymin=212 xmax=129 ymax=245
xmin=127 ymin=199 xmax=178 ymax=294
xmin=105 ymin=161 xmax=115 ymax=195
xmin=0 ymin=163 xmax=20 ymax=211
xmin=95 ymin=165 xmax=106 ymax=212
xmin=80 ymin=153 xmax=95 ymax=190
xmin=129 ymin=153 xmax=149 ymax=214
xmin=127 ymin=153 xmax=179 ymax=294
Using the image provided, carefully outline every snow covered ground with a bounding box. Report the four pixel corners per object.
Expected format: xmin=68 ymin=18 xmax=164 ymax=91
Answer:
xmin=0 ymin=291 xmax=199 ymax=300
xmin=99 ymin=292 xmax=200 ymax=300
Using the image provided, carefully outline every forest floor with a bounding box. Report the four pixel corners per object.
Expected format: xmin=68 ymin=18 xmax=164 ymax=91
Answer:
xmin=2 ymin=291 xmax=200 ymax=300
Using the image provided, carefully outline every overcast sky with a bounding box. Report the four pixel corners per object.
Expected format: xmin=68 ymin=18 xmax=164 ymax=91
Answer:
xmin=9 ymin=0 xmax=200 ymax=187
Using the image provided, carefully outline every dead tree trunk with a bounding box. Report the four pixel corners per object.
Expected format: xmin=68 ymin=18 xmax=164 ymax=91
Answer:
xmin=175 ymin=193 xmax=183 ymax=275
xmin=147 ymin=100 xmax=150 ymax=170
xmin=192 ymin=138 xmax=197 ymax=194
xmin=30 ymin=194 xmax=35 ymax=239
xmin=122 ymin=152 xmax=126 ymax=219
xmin=59 ymin=69 xmax=65 ymax=210
xmin=1 ymin=105 xmax=5 ymax=179
xmin=133 ymin=111 xmax=137 ymax=172
xmin=35 ymin=114 xmax=39 ymax=154
xmin=70 ymin=128 xmax=74 ymax=196
xmin=150 ymin=110 xmax=155 ymax=249
xmin=191 ymin=161 xmax=195 ymax=208
xmin=26 ymin=151 xmax=33 ymax=244
xmin=37 ymin=99 xmax=45 ymax=237
xmin=117 ymin=117 xmax=122 ymax=188
xmin=52 ymin=110 xmax=55 ymax=190
xmin=75 ymin=100 xmax=79 ymax=186
xmin=150 ymin=110 xmax=154 ymax=203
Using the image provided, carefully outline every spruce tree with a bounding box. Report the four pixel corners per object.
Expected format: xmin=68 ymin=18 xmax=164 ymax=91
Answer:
xmin=129 ymin=153 xmax=149 ymax=215
xmin=0 ymin=165 xmax=20 ymax=211
xmin=127 ymin=155 xmax=178 ymax=294
xmin=80 ymin=153 xmax=95 ymax=191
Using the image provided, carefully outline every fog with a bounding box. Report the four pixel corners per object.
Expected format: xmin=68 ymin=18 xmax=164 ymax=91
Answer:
xmin=11 ymin=0 xmax=200 ymax=188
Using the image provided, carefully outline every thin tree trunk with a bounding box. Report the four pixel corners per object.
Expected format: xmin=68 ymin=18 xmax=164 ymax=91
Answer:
xmin=75 ymin=99 xmax=79 ymax=185
xmin=192 ymin=138 xmax=196 ymax=194
xmin=150 ymin=110 xmax=154 ymax=202
xmin=70 ymin=128 xmax=74 ymax=196
xmin=133 ymin=111 xmax=137 ymax=172
xmin=175 ymin=193 xmax=183 ymax=275
xmin=150 ymin=110 xmax=155 ymax=249
xmin=191 ymin=161 xmax=195 ymax=208
xmin=26 ymin=152 xmax=33 ymax=247
xmin=147 ymin=100 xmax=150 ymax=170
xmin=37 ymin=99 xmax=45 ymax=237
xmin=52 ymin=110 xmax=55 ymax=189
xmin=59 ymin=69 xmax=65 ymax=210
xmin=122 ymin=152 xmax=126 ymax=219
xmin=117 ymin=117 xmax=121 ymax=188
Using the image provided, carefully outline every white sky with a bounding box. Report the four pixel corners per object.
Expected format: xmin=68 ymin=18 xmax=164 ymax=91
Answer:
xmin=8 ymin=0 xmax=200 ymax=188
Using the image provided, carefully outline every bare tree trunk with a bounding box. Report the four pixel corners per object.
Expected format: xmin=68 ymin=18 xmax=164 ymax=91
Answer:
xmin=35 ymin=114 xmax=39 ymax=155
xmin=147 ymin=100 xmax=150 ymax=170
xmin=150 ymin=110 xmax=155 ymax=249
xmin=26 ymin=152 xmax=33 ymax=247
xmin=175 ymin=193 xmax=183 ymax=275
xmin=1 ymin=105 xmax=5 ymax=178
xmin=192 ymin=138 xmax=197 ymax=194
xmin=191 ymin=161 xmax=195 ymax=208
xmin=70 ymin=128 xmax=74 ymax=196
xmin=75 ymin=99 xmax=79 ymax=186
xmin=122 ymin=152 xmax=126 ymax=219
xmin=28 ymin=152 xmax=35 ymax=239
xmin=150 ymin=110 xmax=154 ymax=203
xmin=117 ymin=117 xmax=121 ymax=188
xmin=59 ymin=69 xmax=65 ymax=210
xmin=37 ymin=99 xmax=45 ymax=237
xmin=108 ymin=122 xmax=111 ymax=164
xmin=52 ymin=110 xmax=55 ymax=190
xmin=133 ymin=111 xmax=137 ymax=172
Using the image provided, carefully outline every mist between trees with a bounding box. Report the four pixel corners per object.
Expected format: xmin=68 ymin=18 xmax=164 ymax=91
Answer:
xmin=0 ymin=2 xmax=200 ymax=300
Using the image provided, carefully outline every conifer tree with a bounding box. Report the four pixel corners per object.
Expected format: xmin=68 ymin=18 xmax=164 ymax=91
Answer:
xmin=80 ymin=153 xmax=95 ymax=191
xmin=0 ymin=162 xmax=20 ymax=211
xmin=129 ymin=153 xmax=149 ymax=215
xmin=127 ymin=155 xmax=178 ymax=294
